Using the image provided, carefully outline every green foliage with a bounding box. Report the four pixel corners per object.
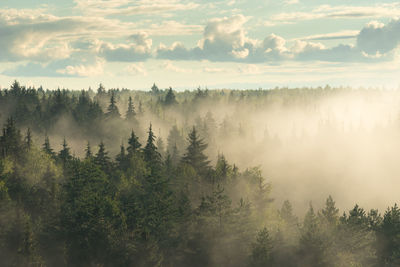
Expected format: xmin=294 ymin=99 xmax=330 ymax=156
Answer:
xmin=249 ymin=227 xmax=273 ymax=267
xmin=0 ymin=83 xmax=399 ymax=267
xmin=182 ymin=126 xmax=210 ymax=177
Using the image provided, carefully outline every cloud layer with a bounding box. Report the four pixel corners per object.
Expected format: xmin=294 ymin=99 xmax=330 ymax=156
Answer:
xmin=1 ymin=4 xmax=400 ymax=78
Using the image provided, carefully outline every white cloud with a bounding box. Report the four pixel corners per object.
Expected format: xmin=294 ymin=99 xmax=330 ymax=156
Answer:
xmin=357 ymin=19 xmax=400 ymax=54
xmin=57 ymin=58 xmax=105 ymax=77
xmin=298 ymin=30 xmax=360 ymax=41
xmin=124 ymin=63 xmax=147 ymax=75
xmin=73 ymin=0 xmax=199 ymax=16
xmin=162 ymin=61 xmax=192 ymax=73
xmin=99 ymin=32 xmax=152 ymax=62
xmin=267 ymin=3 xmax=400 ymax=24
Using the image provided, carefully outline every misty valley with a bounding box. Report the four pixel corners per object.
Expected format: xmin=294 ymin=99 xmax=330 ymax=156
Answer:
xmin=1 ymin=81 xmax=400 ymax=266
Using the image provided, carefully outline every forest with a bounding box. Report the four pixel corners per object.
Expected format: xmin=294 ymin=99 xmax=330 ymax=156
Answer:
xmin=0 ymin=80 xmax=400 ymax=266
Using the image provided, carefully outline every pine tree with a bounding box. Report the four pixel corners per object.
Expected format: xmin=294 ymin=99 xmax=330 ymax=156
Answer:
xmin=156 ymin=136 xmax=166 ymax=159
xmin=182 ymin=126 xmax=210 ymax=176
xmin=85 ymin=141 xmax=93 ymax=159
xmin=0 ymin=117 xmax=23 ymax=159
xmin=298 ymin=204 xmax=326 ymax=266
xmin=25 ymin=128 xmax=32 ymax=149
xmin=167 ymin=125 xmax=185 ymax=157
xmin=116 ymin=144 xmax=128 ymax=170
xmin=126 ymin=96 xmax=136 ymax=121
xmin=95 ymin=141 xmax=111 ymax=172
xmin=280 ymin=200 xmax=298 ymax=227
xmin=378 ymin=204 xmax=400 ymax=265
xmin=42 ymin=135 xmax=55 ymax=157
xmin=106 ymin=92 xmax=120 ymax=118
xmin=58 ymin=138 xmax=72 ymax=165
xmin=151 ymin=83 xmax=159 ymax=94
xmin=164 ymin=87 xmax=177 ymax=106
xmin=127 ymin=130 xmax=141 ymax=157
xmin=249 ymin=227 xmax=274 ymax=267
xmin=320 ymin=195 xmax=339 ymax=227
xmin=143 ymin=124 xmax=161 ymax=170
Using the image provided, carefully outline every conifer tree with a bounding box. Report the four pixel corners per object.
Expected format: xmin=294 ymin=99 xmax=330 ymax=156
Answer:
xmin=58 ymin=138 xmax=72 ymax=165
xmin=249 ymin=227 xmax=274 ymax=267
xmin=43 ymin=135 xmax=55 ymax=157
xmin=164 ymin=87 xmax=177 ymax=106
xmin=151 ymin=83 xmax=159 ymax=94
xmin=25 ymin=128 xmax=32 ymax=149
xmin=143 ymin=124 xmax=161 ymax=169
xmin=95 ymin=141 xmax=111 ymax=172
xmin=85 ymin=141 xmax=92 ymax=159
xmin=126 ymin=96 xmax=136 ymax=121
xmin=182 ymin=126 xmax=210 ymax=176
xmin=127 ymin=130 xmax=141 ymax=157
xmin=106 ymin=92 xmax=120 ymax=118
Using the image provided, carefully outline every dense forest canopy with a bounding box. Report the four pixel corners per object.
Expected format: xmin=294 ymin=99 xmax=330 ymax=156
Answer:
xmin=1 ymin=80 xmax=400 ymax=266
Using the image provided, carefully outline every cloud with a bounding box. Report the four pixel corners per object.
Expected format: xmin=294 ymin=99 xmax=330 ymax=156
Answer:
xmin=161 ymin=61 xmax=192 ymax=73
xmin=99 ymin=32 xmax=152 ymax=62
xmin=123 ymin=63 xmax=147 ymax=75
xmin=299 ymin=30 xmax=359 ymax=41
xmin=57 ymin=58 xmax=105 ymax=77
xmin=267 ymin=3 xmax=400 ymax=24
xmin=157 ymin=14 xmax=400 ymax=64
xmin=357 ymin=20 xmax=400 ymax=55
xmin=2 ymin=56 xmax=105 ymax=77
xmin=73 ymin=0 xmax=199 ymax=17
xmin=157 ymin=15 xmax=261 ymax=62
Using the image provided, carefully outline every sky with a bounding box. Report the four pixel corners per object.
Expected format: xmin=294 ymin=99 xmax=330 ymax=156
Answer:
xmin=0 ymin=0 xmax=400 ymax=90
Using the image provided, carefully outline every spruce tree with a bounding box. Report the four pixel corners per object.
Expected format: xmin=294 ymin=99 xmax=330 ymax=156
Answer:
xmin=58 ymin=138 xmax=72 ymax=165
xmin=143 ymin=124 xmax=161 ymax=169
xmin=182 ymin=126 xmax=210 ymax=176
xmin=95 ymin=141 xmax=111 ymax=172
xmin=43 ymin=135 xmax=55 ymax=157
xmin=25 ymin=128 xmax=32 ymax=149
xmin=126 ymin=96 xmax=136 ymax=121
xmin=127 ymin=130 xmax=141 ymax=157
xmin=106 ymin=92 xmax=120 ymax=118
xmin=164 ymin=87 xmax=177 ymax=106
xmin=249 ymin=227 xmax=274 ymax=267
xmin=85 ymin=141 xmax=93 ymax=159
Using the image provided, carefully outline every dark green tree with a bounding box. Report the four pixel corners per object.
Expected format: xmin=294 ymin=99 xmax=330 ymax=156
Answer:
xmin=126 ymin=96 xmax=136 ymax=121
xmin=127 ymin=130 xmax=141 ymax=157
xmin=164 ymin=87 xmax=177 ymax=106
xmin=182 ymin=126 xmax=210 ymax=176
xmin=249 ymin=227 xmax=273 ymax=267
xmin=106 ymin=92 xmax=120 ymax=118
xmin=58 ymin=138 xmax=72 ymax=165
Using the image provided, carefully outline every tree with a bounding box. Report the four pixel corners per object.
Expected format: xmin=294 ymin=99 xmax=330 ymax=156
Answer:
xmin=58 ymin=138 xmax=72 ymax=165
xmin=280 ymin=200 xmax=298 ymax=228
xmin=42 ymin=135 xmax=55 ymax=158
xmin=151 ymin=83 xmax=159 ymax=94
xmin=164 ymin=87 xmax=177 ymax=106
xmin=249 ymin=227 xmax=274 ymax=267
xmin=25 ymin=128 xmax=32 ymax=149
xmin=0 ymin=117 xmax=23 ymax=159
xmin=167 ymin=125 xmax=185 ymax=157
xmin=143 ymin=124 xmax=161 ymax=170
xmin=377 ymin=204 xmax=400 ymax=265
xmin=61 ymin=161 xmax=128 ymax=266
xmin=127 ymin=130 xmax=141 ymax=157
xmin=182 ymin=126 xmax=210 ymax=176
xmin=106 ymin=92 xmax=120 ymax=118
xmin=95 ymin=141 xmax=111 ymax=173
xmin=125 ymin=96 xmax=136 ymax=121
xmin=85 ymin=141 xmax=93 ymax=159
xmin=320 ymin=195 xmax=339 ymax=228
xmin=298 ymin=204 xmax=326 ymax=267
